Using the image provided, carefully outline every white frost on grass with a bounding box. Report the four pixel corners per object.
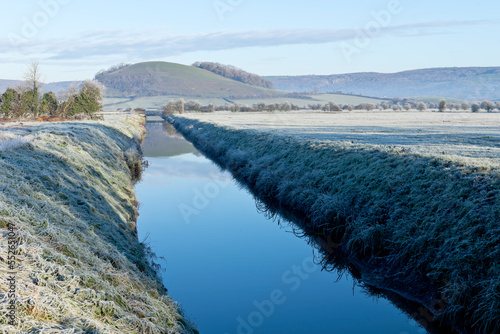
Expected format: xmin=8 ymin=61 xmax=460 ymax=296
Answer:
xmin=0 ymin=115 xmax=195 ymax=334
xmin=176 ymin=111 xmax=500 ymax=169
xmin=0 ymin=131 xmax=32 ymax=152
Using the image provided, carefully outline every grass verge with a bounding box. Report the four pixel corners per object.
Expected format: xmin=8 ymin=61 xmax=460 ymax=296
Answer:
xmin=0 ymin=115 xmax=197 ymax=333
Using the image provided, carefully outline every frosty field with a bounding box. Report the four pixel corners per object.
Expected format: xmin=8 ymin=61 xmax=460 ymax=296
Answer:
xmin=175 ymin=111 xmax=500 ymax=169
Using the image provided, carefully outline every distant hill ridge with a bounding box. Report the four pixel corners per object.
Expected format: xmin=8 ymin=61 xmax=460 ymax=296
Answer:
xmin=94 ymin=61 xmax=282 ymax=99
xmin=0 ymin=80 xmax=81 ymax=95
xmin=265 ymin=67 xmax=500 ymax=101
xmin=2 ymin=64 xmax=499 ymax=101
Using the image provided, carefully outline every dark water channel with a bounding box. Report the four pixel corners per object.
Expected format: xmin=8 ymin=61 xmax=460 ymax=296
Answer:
xmin=135 ymin=121 xmax=426 ymax=334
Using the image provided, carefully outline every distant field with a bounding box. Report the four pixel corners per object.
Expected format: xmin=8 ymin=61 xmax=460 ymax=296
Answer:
xmin=305 ymin=93 xmax=388 ymax=105
xmin=176 ymin=111 xmax=500 ymax=168
xmin=410 ymin=96 xmax=467 ymax=104
xmin=103 ymin=93 xmax=389 ymax=110
xmin=103 ymin=96 xmax=231 ymax=110
xmin=234 ymin=93 xmax=387 ymax=107
xmin=103 ymin=97 xmax=134 ymax=108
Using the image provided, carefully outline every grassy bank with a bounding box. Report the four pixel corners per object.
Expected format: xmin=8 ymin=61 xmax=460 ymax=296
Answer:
xmin=169 ymin=113 xmax=499 ymax=333
xmin=0 ymin=115 xmax=197 ymax=333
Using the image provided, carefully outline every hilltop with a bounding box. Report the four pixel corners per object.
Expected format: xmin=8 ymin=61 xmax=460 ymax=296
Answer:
xmin=266 ymin=67 xmax=500 ymax=101
xmin=94 ymin=61 xmax=283 ymax=99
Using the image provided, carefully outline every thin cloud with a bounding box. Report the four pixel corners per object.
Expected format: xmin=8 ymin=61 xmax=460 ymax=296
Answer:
xmin=0 ymin=20 xmax=492 ymax=64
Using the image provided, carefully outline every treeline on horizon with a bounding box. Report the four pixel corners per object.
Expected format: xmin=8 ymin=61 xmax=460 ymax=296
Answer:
xmin=192 ymin=62 xmax=275 ymax=89
xmin=162 ymin=98 xmax=500 ymax=116
xmin=0 ymin=63 xmax=104 ymax=120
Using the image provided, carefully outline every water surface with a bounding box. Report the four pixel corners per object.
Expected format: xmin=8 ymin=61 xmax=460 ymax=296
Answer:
xmin=136 ymin=121 xmax=425 ymax=334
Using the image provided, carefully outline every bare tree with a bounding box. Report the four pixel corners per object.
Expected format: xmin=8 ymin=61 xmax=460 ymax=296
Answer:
xmin=162 ymin=101 xmax=177 ymax=117
xmin=480 ymin=100 xmax=495 ymax=112
xmin=185 ymin=100 xmax=202 ymax=111
xmin=56 ymin=83 xmax=79 ymax=117
xmin=282 ymin=102 xmax=292 ymax=112
xmin=471 ymin=103 xmax=480 ymax=113
xmin=24 ymin=62 xmax=43 ymax=91
xmin=23 ymin=62 xmax=44 ymax=117
xmin=175 ymin=99 xmax=185 ymax=113
xmin=417 ymin=102 xmax=427 ymax=112
xmin=438 ymin=99 xmax=447 ymax=112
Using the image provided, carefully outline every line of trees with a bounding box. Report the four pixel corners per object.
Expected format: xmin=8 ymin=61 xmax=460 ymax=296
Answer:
xmin=162 ymin=98 xmax=500 ymax=117
xmin=437 ymin=99 xmax=499 ymax=113
xmin=378 ymin=100 xmax=500 ymax=112
xmin=162 ymin=99 xmax=303 ymax=117
xmin=192 ymin=62 xmax=275 ymax=89
xmin=0 ymin=63 xmax=104 ymax=119
xmin=94 ymin=63 xmax=131 ymax=81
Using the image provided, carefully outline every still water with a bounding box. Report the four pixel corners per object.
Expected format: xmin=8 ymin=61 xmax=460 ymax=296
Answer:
xmin=136 ymin=121 xmax=425 ymax=334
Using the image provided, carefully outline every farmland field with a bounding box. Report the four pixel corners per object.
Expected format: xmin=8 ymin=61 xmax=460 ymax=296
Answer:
xmin=103 ymin=93 xmax=390 ymax=111
xmin=175 ymin=111 xmax=499 ymax=169
xmin=233 ymin=93 xmax=387 ymax=107
xmin=103 ymin=95 xmax=230 ymax=110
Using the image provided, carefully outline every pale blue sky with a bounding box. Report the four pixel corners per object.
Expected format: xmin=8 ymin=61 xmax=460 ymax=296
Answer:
xmin=1 ymin=0 xmax=499 ymax=81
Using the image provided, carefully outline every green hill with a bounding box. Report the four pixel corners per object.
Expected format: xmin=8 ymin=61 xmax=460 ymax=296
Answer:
xmin=95 ymin=61 xmax=283 ymax=99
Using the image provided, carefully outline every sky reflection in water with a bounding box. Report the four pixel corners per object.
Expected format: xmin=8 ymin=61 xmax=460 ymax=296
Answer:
xmin=135 ymin=122 xmax=425 ymax=334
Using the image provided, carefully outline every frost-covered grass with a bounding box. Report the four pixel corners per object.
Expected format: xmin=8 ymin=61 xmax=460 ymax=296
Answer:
xmin=0 ymin=115 xmax=197 ymax=333
xmin=0 ymin=132 xmax=32 ymax=152
xmin=175 ymin=111 xmax=500 ymax=169
xmin=170 ymin=112 xmax=500 ymax=333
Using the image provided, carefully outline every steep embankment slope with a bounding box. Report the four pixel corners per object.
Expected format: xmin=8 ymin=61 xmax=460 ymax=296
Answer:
xmin=96 ymin=61 xmax=282 ymax=99
xmin=169 ymin=112 xmax=500 ymax=333
xmin=0 ymin=116 xmax=196 ymax=333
